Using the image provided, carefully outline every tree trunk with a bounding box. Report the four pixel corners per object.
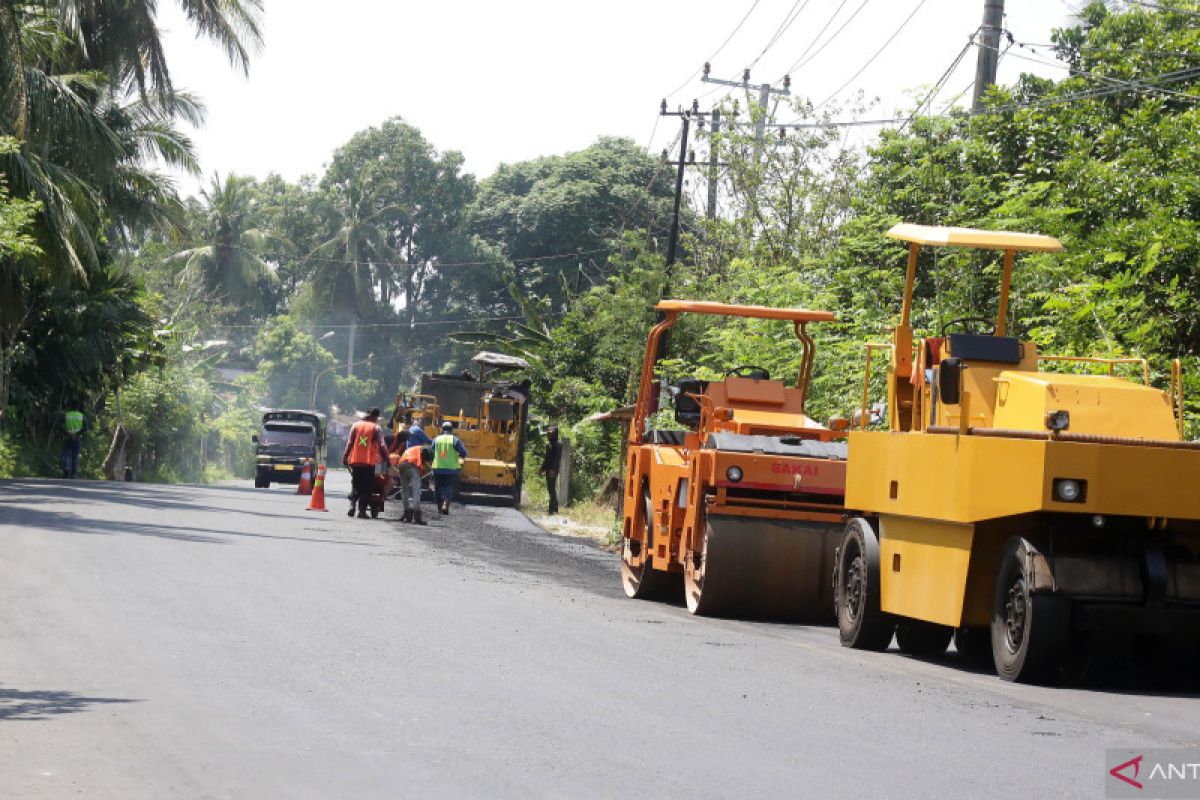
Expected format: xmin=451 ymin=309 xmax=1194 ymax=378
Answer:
xmin=347 ymin=318 xmax=356 ymax=378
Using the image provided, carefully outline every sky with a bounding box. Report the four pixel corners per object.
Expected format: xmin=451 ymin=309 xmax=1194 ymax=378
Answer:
xmin=158 ymin=0 xmax=1083 ymax=196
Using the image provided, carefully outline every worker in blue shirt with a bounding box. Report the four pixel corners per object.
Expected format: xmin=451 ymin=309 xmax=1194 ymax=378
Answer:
xmin=407 ymin=416 xmax=433 ymax=448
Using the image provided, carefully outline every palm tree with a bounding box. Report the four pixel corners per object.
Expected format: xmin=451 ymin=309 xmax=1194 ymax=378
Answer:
xmin=308 ymin=180 xmax=403 ymax=375
xmin=56 ymin=0 xmax=264 ymax=106
xmin=170 ymin=173 xmax=284 ymax=316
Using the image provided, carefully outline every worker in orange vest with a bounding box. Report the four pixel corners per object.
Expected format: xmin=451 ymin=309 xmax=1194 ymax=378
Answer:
xmin=341 ymin=407 xmax=389 ymax=519
xmin=396 ymin=444 xmax=433 ymax=525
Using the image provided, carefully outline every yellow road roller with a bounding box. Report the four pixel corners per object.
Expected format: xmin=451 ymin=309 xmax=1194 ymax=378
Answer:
xmin=836 ymin=223 xmax=1200 ymax=683
xmin=621 ymin=300 xmax=848 ymax=620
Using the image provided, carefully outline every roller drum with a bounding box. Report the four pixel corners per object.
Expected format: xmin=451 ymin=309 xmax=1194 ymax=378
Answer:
xmin=686 ymin=515 xmax=840 ymax=622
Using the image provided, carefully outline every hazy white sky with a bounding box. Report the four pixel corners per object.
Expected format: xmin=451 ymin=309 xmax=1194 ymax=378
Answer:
xmin=158 ymin=0 xmax=1080 ymax=195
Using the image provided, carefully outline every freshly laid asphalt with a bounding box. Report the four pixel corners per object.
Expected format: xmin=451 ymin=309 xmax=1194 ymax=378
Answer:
xmin=0 ymin=473 xmax=1196 ymax=799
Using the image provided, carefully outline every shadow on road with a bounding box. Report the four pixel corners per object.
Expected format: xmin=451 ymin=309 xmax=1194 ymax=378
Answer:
xmin=0 ymin=502 xmax=375 ymax=548
xmin=0 ymin=687 xmax=140 ymax=721
xmin=895 ymin=641 xmax=1200 ymax=697
xmin=0 ymin=480 xmax=314 ymax=524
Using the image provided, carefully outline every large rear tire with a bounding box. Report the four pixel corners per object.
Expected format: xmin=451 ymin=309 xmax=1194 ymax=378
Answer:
xmin=621 ymin=489 xmax=682 ymax=601
xmin=991 ymin=537 xmax=1070 ymax=684
xmin=834 ymin=518 xmax=895 ymax=651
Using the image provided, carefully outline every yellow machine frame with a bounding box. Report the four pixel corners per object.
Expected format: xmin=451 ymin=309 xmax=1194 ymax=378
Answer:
xmin=839 ymin=223 xmax=1200 ymax=683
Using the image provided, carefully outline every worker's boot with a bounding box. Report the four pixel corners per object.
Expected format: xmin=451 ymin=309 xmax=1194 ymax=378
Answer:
xmin=400 ymin=508 xmax=412 ymax=523
xmin=413 ymin=509 xmax=427 ymax=526
xmin=347 ymin=505 xmax=355 ymax=517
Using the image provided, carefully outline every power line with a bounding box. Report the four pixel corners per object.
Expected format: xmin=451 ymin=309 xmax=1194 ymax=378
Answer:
xmin=900 ymin=31 xmax=979 ymax=132
xmin=814 ymin=0 xmax=929 ymax=110
xmin=746 ymin=0 xmax=812 ymax=69
xmin=663 ymin=0 xmax=763 ymax=101
xmin=1127 ymin=0 xmax=1200 ymax=17
xmin=262 ymin=245 xmax=618 ymax=271
xmin=982 ymin=35 xmax=1200 ymax=102
xmin=784 ymin=0 xmax=869 ymax=77
xmin=204 ymin=317 xmax=527 ymax=330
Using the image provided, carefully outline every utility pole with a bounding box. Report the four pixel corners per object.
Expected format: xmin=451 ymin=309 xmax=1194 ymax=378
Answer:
xmin=706 ymin=110 xmax=720 ymax=219
xmin=655 ymin=99 xmax=708 ymax=363
xmin=701 ymin=64 xmax=790 ymax=155
xmin=971 ymin=0 xmax=1005 ymax=112
xmin=659 ymin=99 xmax=709 ymax=282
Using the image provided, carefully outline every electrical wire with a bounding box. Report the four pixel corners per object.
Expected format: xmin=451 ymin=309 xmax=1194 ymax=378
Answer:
xmin=980 ymin=35 xmax=1200 ymax=102
xmin=784 ymin=0 xmax=870 ymax=77
xmin=814 ymin=0 xmax=929 ymax=110
xmin=261 ymin=245 xmax=618 ymax=272
xmin=746 ymin=0 xmax=812 ymax=69
xmin=899 ymin=30 xmax=978 ymax=132
xmin=663 ymin=0 xmax=762 ymax=101
xmin=1128 ymin=0 xmax=1200 ymax=17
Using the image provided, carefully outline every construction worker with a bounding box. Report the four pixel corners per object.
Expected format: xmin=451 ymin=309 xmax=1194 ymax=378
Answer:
xmin=396 ymin=444 xmax=433 ymax=525
xmin=342 ymin=407 xmax=389 ymax=519
xmin=407 ymin=416 xmax=433 ymax=448
xmin=61 ymin=406 xmax=85 ymax=479
xmin=542 ymin=426 xmax=563 ymax=514
xmin=432 ymin=421 xmax=467 ymax=515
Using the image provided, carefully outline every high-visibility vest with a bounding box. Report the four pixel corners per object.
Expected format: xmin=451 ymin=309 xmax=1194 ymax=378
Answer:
xmin=433 ymin=434 xmax=461 ymax=471
xmin=65 ymin=410 xmax=83 ymax=435
xmin=348 ymin=420 xmax=380 ymax=466
xmin=400 ymin=445 xmax=424 ymax=467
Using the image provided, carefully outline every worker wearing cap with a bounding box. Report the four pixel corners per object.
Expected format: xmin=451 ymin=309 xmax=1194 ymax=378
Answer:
xmin=431 ymin=421 xmax=468 ymax=516
xmin=396 ymin=444 xmax=432 ymax=525
xmin=342 ymin=407 xmax=389 ymax=519
xmin=407 ymin=416 xmax=433 ymax=448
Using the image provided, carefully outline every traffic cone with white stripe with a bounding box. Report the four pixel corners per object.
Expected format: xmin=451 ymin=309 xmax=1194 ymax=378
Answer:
xmin=306 ymin=464 xmax=328 ymax=511
xmin=296 ymin=458 xmax=313 ymax=495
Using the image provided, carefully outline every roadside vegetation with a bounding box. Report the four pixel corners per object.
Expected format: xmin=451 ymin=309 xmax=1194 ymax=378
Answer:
xmin=1 ymin=2 xmax=1197 ymax=524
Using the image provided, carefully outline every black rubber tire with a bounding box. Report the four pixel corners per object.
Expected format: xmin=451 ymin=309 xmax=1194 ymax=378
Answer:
xmin=254 ymin=475 xmax=266 ymax=489
xmin=896 ymin=619 xmax=953 ymax=657
xmin=834 ymin=518 xmax=896 ymax=651
xmin=370 ymin=507 xmax=380 ymax=519
xmin=991 ymin=536 xmax=1070 ymax=684
xmin=954 ymin=627 xmax=994 ymax=665
xmin=621 ymin=488 xmax=682 ymax=601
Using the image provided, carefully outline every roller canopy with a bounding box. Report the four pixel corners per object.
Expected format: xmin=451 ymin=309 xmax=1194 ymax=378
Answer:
xmin=655 ymin=300 xmax=836 ymax=323
xmin=886 ymin=223 xmax=1063 ymax=252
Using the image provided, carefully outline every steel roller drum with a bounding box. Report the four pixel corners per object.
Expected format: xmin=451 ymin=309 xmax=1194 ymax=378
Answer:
xmin=685 ymin=515 xmax=841 ymax=622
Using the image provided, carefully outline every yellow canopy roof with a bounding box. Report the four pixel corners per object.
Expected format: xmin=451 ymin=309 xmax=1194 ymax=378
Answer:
xmin=655 ymin=300 xmax=835 ymax=323
xmin=886 ymin=223 xmax=1063 ymax=252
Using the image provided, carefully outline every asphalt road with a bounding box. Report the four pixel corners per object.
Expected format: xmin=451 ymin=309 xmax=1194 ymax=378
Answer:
xmin=1 ymin=474 xmax=1197 ymax=799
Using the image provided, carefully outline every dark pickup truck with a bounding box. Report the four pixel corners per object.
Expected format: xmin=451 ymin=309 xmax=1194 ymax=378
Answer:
xmin=252 ymin=410 xmax=327 ymax=488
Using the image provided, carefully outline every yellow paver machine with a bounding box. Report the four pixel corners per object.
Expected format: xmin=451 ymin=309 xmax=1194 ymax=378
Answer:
xmin=621 ymin=301 xmax=848 ymax=620
xmin=835 ymin=223 xmax=1200 ymax=682
xmin=419 ymin=352 xmax=530 ymax=505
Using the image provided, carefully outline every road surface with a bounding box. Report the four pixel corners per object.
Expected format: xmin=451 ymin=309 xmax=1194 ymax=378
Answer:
xmin=0 ymin=475 xmax=1196 ymax=798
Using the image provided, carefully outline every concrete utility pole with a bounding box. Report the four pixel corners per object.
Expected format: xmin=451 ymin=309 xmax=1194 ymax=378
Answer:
xmin=706 ymin=110 xmax=720 ymax=219
xmin=971 ymin=0 xmax=1005 ymax=112
xmin=701 ymin=65 xmax=790 ymax=156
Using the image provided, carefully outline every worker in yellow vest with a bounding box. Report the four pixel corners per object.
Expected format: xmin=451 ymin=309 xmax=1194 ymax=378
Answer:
xmin=432 ymin=421 xmax=468 ymax=516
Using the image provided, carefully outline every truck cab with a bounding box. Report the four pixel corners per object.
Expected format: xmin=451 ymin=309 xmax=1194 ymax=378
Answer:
xmin=253 ymin=410 xmax=327 ymax=488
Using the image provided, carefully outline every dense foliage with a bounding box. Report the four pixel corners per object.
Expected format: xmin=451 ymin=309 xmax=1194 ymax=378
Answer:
xmin=3 ymin=1 xmax=1199 ymax=505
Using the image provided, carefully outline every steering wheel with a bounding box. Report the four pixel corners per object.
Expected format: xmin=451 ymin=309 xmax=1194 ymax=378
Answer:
xmin=940 ymin=316 xmax=995 ymax=337
xmin=725 ymin=365 xmax=771 ymax=380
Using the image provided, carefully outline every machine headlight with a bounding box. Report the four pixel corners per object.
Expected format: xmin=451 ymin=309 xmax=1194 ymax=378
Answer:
xmin=1053 ymin=478 xmax=1086 ymax=503
xmin=1045 ymin=409 xmax=1070 ymax=432
xmin=726 ymin=466 xmax=743 ymax=483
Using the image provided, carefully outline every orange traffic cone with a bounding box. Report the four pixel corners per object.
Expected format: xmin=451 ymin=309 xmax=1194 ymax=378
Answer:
xmin=306 ymin=464 xmax=328 ymax=512
xmin=296 ymin=459 xmax=313 ymax=495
